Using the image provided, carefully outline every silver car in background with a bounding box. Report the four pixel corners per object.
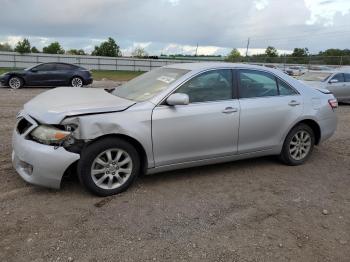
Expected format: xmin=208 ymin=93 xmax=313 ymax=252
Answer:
xmin=298 ymin=71 xmax=350 ymax=102
xmin=12 ymin=63 xmax=338 ymax=196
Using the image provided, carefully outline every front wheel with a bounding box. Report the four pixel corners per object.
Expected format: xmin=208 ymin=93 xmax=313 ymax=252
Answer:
xmin=78 ymin=138 xmax=140 ymax=196
xmin=8 ymin=76 xmax=23 ymax=89
xmin=71 ymin=77 xmax=83 ymax=87
xmin=280 ymin=124 xmax=315 ymax=166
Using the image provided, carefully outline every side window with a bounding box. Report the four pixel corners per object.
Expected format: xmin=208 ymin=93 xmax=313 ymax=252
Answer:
xmin=56 ymin=64 xmax=74 ymax=70
xmin=344 ymin=73 xmax=350 ymax=82
xmin=330 ymin=73 xmax=345 ymax=83
xmin=239 ymin=70 xmax=278 ymax=98
xmin=175 ymin=69 xmax=233 ymax=103
xmin=277 ymin=79 xmax=297 ymax=96
xmin=35 ymin=63 xmax=56 ymax=71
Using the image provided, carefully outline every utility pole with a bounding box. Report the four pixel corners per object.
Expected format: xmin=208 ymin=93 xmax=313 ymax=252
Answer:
xmin=195 ymin=43 xmax=198 ymax=57
xmin=245 ymin=37 xmax=250 ymax=57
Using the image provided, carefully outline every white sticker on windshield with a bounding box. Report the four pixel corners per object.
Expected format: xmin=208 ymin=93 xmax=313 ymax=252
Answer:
xmin=157 ymin=76 xmax=175 ymax=84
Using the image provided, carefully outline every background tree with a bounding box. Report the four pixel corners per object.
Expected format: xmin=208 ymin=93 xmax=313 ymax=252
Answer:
xmin=67 ymin=49 xmax=86 ymax=55
xmin=318 ymin=48 xmax=350 ymax=57
xmin=225 ymin=48 xmax=241 ymax=61
xmin=131 ymin=47 xmax=148 ymax=58
xmin=0 ymin=42 xmax=13 ymax=52
xmin=43 ymin=42 xmax=65 ymax=54
xmin=92 ymin=37 xmax=121 ymax=57
xmin=265 ymin=46 xmax=278 ymax=57
xmin=14 ymin=38 xmax=31 ymax=54
xmin=31 ymin=46 xmax=40 ymax=53
xmin=291 ymin=48 xmax=309 ymax=57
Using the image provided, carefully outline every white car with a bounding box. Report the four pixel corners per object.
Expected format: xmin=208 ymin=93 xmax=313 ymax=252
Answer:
xmin=285 ymin=66 xmax=307 ymax=77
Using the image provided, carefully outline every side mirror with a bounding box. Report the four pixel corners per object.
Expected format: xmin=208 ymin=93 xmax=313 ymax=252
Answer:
xmin=166 ymin=93 xmax=189 ymax=106
xmin=329 ymin=79 xmax=338 ymax=84
xmin=31 ymin=69 xmax=38 ymax=73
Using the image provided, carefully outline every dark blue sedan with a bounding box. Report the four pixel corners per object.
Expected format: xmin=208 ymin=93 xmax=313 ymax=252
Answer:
xmin=0 ymin=62 xmax=93 ymax=89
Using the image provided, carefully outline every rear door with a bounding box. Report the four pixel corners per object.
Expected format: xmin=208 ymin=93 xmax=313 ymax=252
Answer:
xmin=237 ymin=69 xmax=303 ymax=153
xmin=55 ymin=63 xmax=76 ymax=85
xmin=152 ymin=69 xmax=240 ymax=166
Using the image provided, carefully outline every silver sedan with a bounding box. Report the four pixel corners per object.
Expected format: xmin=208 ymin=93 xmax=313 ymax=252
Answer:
xmin=12 ymin=63 xmax=338 ymax=196
xmin=298 ymin=71 xmax=350 ymax=102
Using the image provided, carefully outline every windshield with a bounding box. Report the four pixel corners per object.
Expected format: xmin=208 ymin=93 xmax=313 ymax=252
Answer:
xmin=298 ymin=72 xmax=332 ymax=82
xmin=24 ymin=64 xmax=39 ymax=71
xmin=112 ymin=68 xmax=190 ymax=101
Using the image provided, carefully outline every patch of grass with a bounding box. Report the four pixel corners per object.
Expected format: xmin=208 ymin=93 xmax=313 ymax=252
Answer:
xmin=91 ymin=70 xmax=144 ymax=82
xmin=0 ymin=68 xmax=21 ymax=75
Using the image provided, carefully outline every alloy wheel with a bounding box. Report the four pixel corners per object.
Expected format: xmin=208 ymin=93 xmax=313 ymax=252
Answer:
xmin=90 ymin=148 xmax=133 ymax=190
xmin=71 ymin=77 xmax=83 ymax=87
xmin=289 ymin=130 xmax=312 ymax=161
xmin=9 ymin=77 xmax=21 ymax=89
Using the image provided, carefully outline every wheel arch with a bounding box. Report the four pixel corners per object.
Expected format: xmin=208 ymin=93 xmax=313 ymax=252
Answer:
xmin=86 ymin=133 xmax=149 ymax=175
xmin=70 ymin=75 xmax=84 ymax=85
xmin=7 ymin=74 xmax=25 ymax=86
xmin=290 ymin=119 xmax=321 ymax=145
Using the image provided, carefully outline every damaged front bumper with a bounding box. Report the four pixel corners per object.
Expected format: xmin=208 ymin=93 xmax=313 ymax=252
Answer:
xmin=12 ymin=114 xmax=80 ymax=189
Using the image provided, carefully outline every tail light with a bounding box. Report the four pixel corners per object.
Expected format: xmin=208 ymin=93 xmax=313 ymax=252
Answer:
xmin=328 ymin=99 xmax=338 ymax=109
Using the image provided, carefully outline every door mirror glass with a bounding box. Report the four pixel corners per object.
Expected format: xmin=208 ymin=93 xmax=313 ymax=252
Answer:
xmin=329 ymin=79 xmax=338 ymax=83
xmin=166 ymin=93 xmax=189 ymax=106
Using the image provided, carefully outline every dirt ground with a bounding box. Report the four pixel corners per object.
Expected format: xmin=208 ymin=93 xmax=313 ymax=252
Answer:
xmin=0 ymin=84 xmax=349 ymax=262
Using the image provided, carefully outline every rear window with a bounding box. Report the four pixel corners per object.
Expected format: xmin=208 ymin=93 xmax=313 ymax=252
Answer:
xmin=56 ymin=64 xmax=76 ymax=70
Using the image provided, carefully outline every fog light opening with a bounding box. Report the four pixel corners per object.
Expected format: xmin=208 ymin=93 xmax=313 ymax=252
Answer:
xmin=19 ymin=160 xmax=33 ymax=176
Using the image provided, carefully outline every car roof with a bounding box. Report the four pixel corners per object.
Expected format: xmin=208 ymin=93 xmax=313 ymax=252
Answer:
xmin=37 ymin=62 xmax=77 ymax=66
xmin=164 ymin=62 xmax=267 ymax=71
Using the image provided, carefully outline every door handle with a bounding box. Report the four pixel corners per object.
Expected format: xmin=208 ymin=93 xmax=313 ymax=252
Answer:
xmin=222 ymin=107 xmax=238 ymax=114
xmin=288 ymin=100 xmax=300 ymax=107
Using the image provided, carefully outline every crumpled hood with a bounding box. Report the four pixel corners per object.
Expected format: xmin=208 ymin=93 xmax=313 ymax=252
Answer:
xmin=24 ymin=87 xmax=135 ymax=124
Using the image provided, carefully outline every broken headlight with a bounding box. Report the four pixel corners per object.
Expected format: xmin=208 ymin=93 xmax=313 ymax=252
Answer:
xmin=30 ymin=125 xmax=72 ymax=145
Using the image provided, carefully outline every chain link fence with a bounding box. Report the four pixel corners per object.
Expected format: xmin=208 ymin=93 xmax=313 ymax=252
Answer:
xmin=1 ymin=51 xmax=349 ymax=71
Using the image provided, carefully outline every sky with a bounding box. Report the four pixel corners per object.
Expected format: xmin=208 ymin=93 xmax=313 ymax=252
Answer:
xmin=0 ymin=0 xmax=350 ymax=56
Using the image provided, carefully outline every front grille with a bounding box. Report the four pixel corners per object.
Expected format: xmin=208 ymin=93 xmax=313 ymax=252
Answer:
xmin=17 ymin=118 xmax=33 ymax=135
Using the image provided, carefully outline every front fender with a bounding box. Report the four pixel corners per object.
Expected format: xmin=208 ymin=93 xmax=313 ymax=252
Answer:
xmin=62 ymin=109 xmax=155 ymax=168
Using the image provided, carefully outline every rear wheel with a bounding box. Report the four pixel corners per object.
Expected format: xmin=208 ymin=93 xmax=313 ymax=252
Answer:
xmin=8 ymin=76 xmax=23 ymax=89
xmin=280 ymin=124 xmax=315 ymax=165
xmin=71 ymin=77 xmax=83 ymax=87
xmin=78 ymin=138 xmax=140 ymax=196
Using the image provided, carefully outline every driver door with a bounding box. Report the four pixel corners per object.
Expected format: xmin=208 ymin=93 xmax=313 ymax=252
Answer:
xmin=26 ymin=63 xmax=57 ymax=86
xmin=152 ymin=69 xmax=240 ymax=167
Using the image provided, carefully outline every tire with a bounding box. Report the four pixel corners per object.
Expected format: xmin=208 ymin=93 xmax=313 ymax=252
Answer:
xmin=78 ymin=137 xmax=140 ymax=196
xmin=8 ymin=76 xmax=23 ymax=89
xmin=280 ymin=124 xmax=315 ymax=166
xmin=71 ymin=76 xmax=83 ymax=87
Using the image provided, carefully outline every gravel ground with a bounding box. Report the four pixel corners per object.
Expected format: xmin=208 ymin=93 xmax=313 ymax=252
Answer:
xmin=0 ymin=84 xmax=349 ymax=262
